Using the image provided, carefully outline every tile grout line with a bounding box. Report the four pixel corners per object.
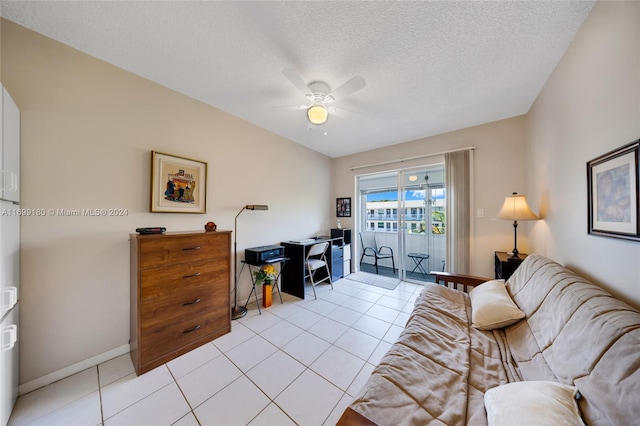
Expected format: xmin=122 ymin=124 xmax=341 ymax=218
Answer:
xmin=96 ymin=365 xmax=105 ymax=426
xmin=225 ymin=285 xmax=370 ymax=424
xmin=100 ymin=365 xmax=179 ymax=425
xmin=165 ymin=363 xmax=201 ymax=426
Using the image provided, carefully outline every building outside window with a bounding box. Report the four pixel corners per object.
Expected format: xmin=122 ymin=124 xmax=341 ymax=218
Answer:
xmin=365 ymin=189 xmax=445 ymax=235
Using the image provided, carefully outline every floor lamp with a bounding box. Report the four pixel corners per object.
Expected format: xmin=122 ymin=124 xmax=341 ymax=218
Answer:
xmin=496 ymin=193 xmax=539 ymax=260
xmin=232 ymin=204 xmax=269 ymax=320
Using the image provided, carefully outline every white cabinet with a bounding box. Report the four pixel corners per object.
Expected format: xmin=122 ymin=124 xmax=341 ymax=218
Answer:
xmin=0 ymin=204 xmax=19 ymax=426
xmin=0 ymin=200 xmax=19 ymax=314
xmin=0 ymin=304 xmax=19 ymax=426
xmin=0 ymin=83 xmax=20 ymax=426
xmin=1 ymin=86 xmax=20 ymax=203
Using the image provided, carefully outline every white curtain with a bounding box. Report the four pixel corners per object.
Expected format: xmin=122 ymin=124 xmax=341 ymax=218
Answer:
xmin=445 ymin=150 xmax=471 ymax=274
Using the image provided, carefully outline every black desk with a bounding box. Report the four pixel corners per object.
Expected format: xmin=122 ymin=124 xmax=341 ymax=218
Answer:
xmin=280 ymin=237 xmax=342 ymax=299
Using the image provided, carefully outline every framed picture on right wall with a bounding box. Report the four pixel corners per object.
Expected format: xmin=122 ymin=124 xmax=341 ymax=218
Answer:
xmin=587 ymin=139 xmax=640 ymax=241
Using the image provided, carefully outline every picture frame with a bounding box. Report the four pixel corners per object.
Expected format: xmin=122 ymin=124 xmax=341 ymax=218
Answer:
xmin=337 ymin=197 xmax=351 ymax=217
xmin=587 ymin=139 xmax=639 ymax=241
xmin=150 ymin=151 xmax=207 ymax=213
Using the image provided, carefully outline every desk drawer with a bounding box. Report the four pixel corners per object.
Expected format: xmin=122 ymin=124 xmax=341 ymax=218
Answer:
xmin=138 ymin=233 xmax=228 ymax=269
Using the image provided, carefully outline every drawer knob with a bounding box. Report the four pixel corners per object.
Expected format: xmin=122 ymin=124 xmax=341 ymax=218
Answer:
xmin=183 ymin=324 xmax=201 ymax=334
xmin=182 ymin=246 xmax=201 ymax=251
xmin=182 ymin=298 xmax=201 ymax=306
xmin=183 ymin=272 xmax=201 ymax=279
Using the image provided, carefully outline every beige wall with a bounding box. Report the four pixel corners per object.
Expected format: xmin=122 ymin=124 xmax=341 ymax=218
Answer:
xmin=1 ymin=20 xmax=332 ymax=387
xmin=4 ymin=0 xmax=639 ymax=391
xmin=526 ymin=0 xmax=640 ymax=308
xmin=332 ymin=115 xmax=530 ymax=279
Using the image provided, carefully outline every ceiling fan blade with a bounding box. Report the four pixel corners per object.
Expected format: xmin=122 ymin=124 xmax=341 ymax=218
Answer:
xmin=328 ymin=105 xmax=358 ymax=117
xmin=307 ymin=120 xmax=330 ymax=134
xmin=283 ymin=68 xmax=312 ymax=98
xmin=270 ymin=104 xmax=308 ymax=111
xmin=328 ymin=75 xmax=366 ymax=100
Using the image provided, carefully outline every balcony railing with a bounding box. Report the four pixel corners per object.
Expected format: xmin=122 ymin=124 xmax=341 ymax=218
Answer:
xmin=358 ymin=231 xmax=446 ymax=280
xmin=367 ymin=214 xmax=398 ymax=220
xmin=366 ymin=214 xmax=425 ymax=221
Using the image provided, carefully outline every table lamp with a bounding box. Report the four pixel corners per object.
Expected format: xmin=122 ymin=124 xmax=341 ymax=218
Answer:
xmin=233 ymin=204 xmax=269 ymax=319
xmin=496 ymin=193 xmax=539 ymax=260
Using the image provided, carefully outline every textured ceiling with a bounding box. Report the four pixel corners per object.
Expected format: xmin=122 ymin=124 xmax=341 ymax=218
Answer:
xmin=1 ymin=1 xmax=594 ymax=158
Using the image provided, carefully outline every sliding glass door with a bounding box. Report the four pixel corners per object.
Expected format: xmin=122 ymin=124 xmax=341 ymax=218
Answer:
xmin=357 ymin=165 xmax=445 ymax=283
xmin=400 ymin=168 xmax=446 ymax=282
xmin=357 ymin=172 xmax=400 ymax=277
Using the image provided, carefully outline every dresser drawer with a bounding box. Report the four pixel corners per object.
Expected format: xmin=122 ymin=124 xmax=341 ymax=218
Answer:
xmin=139 ymin=309 xmax=227 ymax=365
xmin=139 ymin=259 xmax=228 ymax=303
xmin=138 ymin=233 xmax=229 ymax=269
xmin=140 ymin=281 xmax=228 ymax=327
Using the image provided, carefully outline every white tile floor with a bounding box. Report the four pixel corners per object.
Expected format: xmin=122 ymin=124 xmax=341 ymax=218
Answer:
xmin=8 ymin=277 xmax=423 ymax=426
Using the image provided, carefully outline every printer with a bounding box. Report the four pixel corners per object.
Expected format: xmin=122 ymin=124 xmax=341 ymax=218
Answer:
xmin=244 ymin=245 xmax=285 ymax=265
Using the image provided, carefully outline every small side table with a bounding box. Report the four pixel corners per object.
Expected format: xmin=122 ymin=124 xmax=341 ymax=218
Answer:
xmin=494 ymin=251 xmax=527 ymax=281
xmin=239 ymin=257 xmax=287 ymax=314
xmin=408 ymin=253 xmax=430 ymax=279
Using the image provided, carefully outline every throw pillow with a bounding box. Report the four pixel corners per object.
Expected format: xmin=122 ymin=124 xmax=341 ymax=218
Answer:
xmin=484 ymin=381 xmax=585 ymax=426
xmin=469 ymin=279 xmax=524 ymax=330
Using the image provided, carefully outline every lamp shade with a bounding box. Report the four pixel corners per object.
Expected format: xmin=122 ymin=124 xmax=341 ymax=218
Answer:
xmin=307 ymin=105 xmax=328 ymax=125
xmin=496 ymin=193 xmax=539 ymax=221
xmin=245 ymin=204 xmax=268 ymax=211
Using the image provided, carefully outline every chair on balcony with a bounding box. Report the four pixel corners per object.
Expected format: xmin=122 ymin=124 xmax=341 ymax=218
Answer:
xmin=359 ymin=232 xmax=395 ymax=275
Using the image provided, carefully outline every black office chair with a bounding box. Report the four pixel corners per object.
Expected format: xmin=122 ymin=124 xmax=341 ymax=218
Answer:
xmin=359 ymin=232 xmax=395 ymax=275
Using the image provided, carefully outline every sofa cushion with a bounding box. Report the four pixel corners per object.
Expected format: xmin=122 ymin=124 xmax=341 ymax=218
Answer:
xmin=484 ymin=381 xmax=584 ymax=426
xmin=469 ymin=279 xmax=525 ymax=330
xmin=505 ymin=254 xmax=640 ymax=425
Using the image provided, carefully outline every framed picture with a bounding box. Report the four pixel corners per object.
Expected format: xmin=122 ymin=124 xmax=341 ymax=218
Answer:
xmin=587 ymin=139 xmax=639 ymax=241
xmin=337 ymin=197 xmax=351 ymax=217
xmin=151 ymin=151 xmax=207 ymax=213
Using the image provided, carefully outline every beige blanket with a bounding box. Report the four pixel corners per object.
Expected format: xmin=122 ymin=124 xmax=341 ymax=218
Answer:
xmin=344 ymin=283 xmax=509 ymax=425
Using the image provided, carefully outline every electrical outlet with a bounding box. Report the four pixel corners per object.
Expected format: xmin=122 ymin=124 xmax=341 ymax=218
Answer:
xmin=477 ymin=208 xmax=484 ymax=218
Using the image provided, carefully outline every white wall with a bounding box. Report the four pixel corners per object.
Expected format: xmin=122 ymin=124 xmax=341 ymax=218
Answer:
xmin=526 ymin=0 xmax=640 ymax=308
xmin=1 ymin=19 xmax=332 ymax=386
xmin=332 ymin=115 xmax=530 ymax=279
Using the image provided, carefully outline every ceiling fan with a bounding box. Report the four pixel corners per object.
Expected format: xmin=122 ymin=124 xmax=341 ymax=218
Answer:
xmin=281 ymin=68 xmax=366 ymax=126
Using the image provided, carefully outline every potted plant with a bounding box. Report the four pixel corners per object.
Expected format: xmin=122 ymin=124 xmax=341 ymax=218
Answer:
xmin=254 ymin=264 xmax=277 ymax=307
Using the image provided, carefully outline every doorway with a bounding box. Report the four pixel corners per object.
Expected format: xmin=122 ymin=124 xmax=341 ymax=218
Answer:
xmin=356 ymin=165 xmax=445 ymax=283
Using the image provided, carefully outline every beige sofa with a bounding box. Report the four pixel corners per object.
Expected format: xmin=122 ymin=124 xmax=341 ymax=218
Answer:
xmin=338 ymin=255 xmax=640 ymax=425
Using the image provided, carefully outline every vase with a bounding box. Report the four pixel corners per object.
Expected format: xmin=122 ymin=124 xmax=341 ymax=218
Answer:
xmin=262 ymin=282 xmax=272 ymax=308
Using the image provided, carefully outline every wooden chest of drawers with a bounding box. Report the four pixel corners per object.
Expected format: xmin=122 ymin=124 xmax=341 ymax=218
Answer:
xmin=130 ymin=231 xmax=231 ymax=375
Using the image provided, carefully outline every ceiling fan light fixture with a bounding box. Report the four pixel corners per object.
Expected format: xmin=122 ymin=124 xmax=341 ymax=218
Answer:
xmin=307 ymin=105 xmax=328 ymax=125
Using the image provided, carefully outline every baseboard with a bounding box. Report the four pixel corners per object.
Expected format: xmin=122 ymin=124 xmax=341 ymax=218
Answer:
xmin=18 ymin=344 xmax=130 ymax=395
